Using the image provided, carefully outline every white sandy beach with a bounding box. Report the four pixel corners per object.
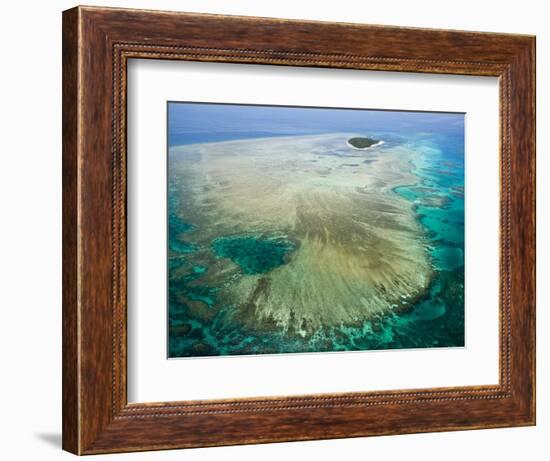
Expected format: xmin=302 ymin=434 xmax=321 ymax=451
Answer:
xmin=345 ymin=139 xmax=385 ymax=150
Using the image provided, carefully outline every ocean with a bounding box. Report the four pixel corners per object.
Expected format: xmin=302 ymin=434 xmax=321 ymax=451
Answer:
xmin=167 ymin=102 xmax=465 ymax=357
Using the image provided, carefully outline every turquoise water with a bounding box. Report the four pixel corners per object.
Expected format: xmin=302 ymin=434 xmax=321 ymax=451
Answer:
xmin=167 ymin=103 xmax=465 ymax=358
xmin=212 ymin=235 xmax=296 ymax=275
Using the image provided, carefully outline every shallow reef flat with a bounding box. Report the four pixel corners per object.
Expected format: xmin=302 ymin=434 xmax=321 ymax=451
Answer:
xmin=169 ymin=133 xmax=432 ymax=337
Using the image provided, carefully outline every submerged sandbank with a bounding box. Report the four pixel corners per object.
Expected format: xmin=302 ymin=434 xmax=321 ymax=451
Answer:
xmin=169 ymin=133 xmax=431 ymax=336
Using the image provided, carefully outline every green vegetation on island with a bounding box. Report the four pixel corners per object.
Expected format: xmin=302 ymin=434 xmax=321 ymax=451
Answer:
xmin=347 ymin=136 xmax=380 ymax=149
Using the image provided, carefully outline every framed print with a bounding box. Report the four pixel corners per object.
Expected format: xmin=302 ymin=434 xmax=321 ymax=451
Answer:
xmin=62 ymin=6 xmax=535 ymax=455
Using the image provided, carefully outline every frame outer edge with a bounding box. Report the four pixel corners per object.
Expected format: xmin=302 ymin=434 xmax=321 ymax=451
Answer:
xmin=62 ymin=6 xmax=81 ymax=455
xmin=523 ymin=36 xmax=536 ymax=425
xmin=531 ymin=36 xmax=537 ymax=425
xmin=499 ymin=37 xmax=535 ymax=424
xmin=63 ymin=6 xmax=536 ymax=454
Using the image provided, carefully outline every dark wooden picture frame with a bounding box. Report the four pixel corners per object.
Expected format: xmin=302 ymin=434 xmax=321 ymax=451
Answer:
xmin=62 ymin=5 xmax=536 ymax=455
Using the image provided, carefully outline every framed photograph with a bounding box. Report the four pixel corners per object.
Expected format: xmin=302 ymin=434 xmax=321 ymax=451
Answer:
xmin=62 ymin=6 xmax=535 ymax=455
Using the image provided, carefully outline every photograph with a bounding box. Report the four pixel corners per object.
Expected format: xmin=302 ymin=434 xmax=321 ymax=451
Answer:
xmin=167 ymin=102 xmax=466 ymax=358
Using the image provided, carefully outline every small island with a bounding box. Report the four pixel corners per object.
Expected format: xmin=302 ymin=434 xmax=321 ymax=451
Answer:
xmin=347 ymin=136 xmax=383 ymax=150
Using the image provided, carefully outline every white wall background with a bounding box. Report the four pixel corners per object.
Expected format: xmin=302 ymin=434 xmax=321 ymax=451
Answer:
xmin=0 ymin=1 xmax=545 ymax=459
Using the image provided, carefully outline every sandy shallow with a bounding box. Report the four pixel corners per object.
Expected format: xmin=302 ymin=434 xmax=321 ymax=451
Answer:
xmin=169 ymin=133 xmax=432 ymax=336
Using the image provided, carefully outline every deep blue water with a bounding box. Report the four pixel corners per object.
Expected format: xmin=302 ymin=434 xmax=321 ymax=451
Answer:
xmin=167 ymin=102 xmax=465 ymax=358
xmin=168 ymin=102 xmax=464 ymax=146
